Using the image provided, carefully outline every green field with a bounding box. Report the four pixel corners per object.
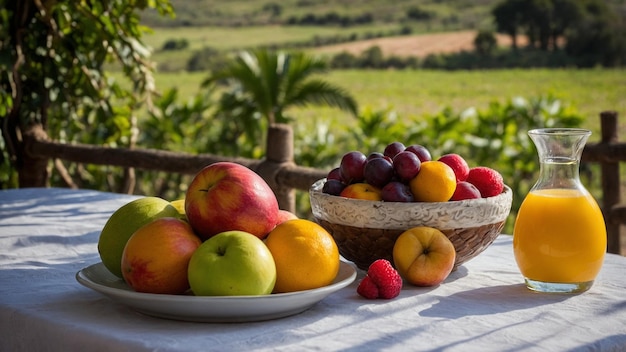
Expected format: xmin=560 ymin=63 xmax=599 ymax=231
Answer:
xmin=151 ymin=68 xmax=626 ymax=141
xmin=144 ymin=24 xmax=407 ymax=52
xmin=145 ymin=24 xmax=406 ymax=71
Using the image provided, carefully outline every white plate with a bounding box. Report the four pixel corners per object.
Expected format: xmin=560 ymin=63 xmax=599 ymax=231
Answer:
xmin=76 ymin=261 xmax=357 ymax=323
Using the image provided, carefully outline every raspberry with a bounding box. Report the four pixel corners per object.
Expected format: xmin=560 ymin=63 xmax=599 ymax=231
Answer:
xmin=357 ymin=259 xmax=403 ymax=299
xmin=466 ymin=166 xmax=504 ymax=198
xmin=356 ymin=276 xmax=379 ymax=299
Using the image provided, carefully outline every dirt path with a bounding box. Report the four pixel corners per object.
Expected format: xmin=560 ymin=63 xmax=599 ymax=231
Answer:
xmin=315 ymin=30 xmax=526 ymax=57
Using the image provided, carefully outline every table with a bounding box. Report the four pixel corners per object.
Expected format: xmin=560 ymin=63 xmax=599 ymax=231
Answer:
xmin=1 ymin=188 xmax=625 ymax=351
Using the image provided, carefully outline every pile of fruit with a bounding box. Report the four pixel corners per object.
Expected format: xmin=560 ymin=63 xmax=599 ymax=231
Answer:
xmin=97 ymin=155 xmax=503 ymax=302
xmin=323 ymin=142 xmax=505 ymax=203
xmin=316 ymin=142 xmax=508 ymax=300
xmin=97 ymin=162 xmax=339 ymax=296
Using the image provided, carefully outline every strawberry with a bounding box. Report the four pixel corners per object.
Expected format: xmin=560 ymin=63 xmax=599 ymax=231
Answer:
xmin=466 ymin=166 xmax=504 ymax=198
xmin=357 ymin=259 xmax=403 ymax=299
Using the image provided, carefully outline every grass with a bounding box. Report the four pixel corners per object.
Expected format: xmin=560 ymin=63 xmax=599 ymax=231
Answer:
xmin=321 ymin=69 xmax=626 ymax=136
xmin=149 ymin=68 xmax=626 ymax=141
xmin=144 ymin=24 xmax=408 ymax=52
xmin=145 ymin=24 xmax=407 ymax=71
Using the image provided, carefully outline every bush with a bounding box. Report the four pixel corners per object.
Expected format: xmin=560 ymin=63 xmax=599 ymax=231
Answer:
xmin=161 ymin=38 xmax=189 ymax=51
xmin=330 ymin=51 xmax=358 ymax=69
xmin=406 ymin=6 xmax=435 ymax=21
xmin=187 ymin=47 xmax=229 ymax=72
xmin=285 ymin=11 xmax=373 ymax=27
xmin=474 ymin=30 xmax=497 ymax=56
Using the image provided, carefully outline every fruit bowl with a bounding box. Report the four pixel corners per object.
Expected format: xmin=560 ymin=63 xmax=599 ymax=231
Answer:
xmin=309 ymin=178 xmax=512 ymax=271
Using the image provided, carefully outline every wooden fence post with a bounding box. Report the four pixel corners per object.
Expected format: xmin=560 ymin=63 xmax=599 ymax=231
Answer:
xmin=19 ymin=124 xmax=49 ymax=188
xmin=256 ymin=123 xmax=296 ymax=212
xmin=599 ymin=111 xmax=621 ymax=254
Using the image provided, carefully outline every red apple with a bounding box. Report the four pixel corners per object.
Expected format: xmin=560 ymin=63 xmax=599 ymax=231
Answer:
xmin=121 ymin=217 xmax=202 ymax=294
xmin=438 ymin=153 xmax=470 ymax=182
xmin=185 ymin=162 xmax=280 ymax=240
xmin=392 ymin=226 xmax=456 ymax=287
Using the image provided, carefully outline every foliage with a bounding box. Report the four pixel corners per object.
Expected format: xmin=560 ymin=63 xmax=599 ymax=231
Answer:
xmin=161 ymin=38 xmax=190 ymax=51
xmin=406 ymin=6 xmax=435 ymax=21
xmin=493 ymin=0 xmax=586 ymax=51
xmin=493 ymin=0 xmax=626 ymax=66
xmin=328 ymin=46 xmax=420 ymax=69
xmin=202 ymin=49 xmax=359 ymax=127
xmin=326 ymin=44 xmax=585 ymax=71
xmin=565 ymin=3 xmax=626 ymax=67
xmin=0 ymin=0 xmax=174 ymax=189
xmin=187 ymin=47 xmax=229 ymax=72
xmin=474 ymin=30 xmax=497 ymax=56
xmin=421 ymin=47 xmax=577 ymax=70
xmin=134 ymin=87 xmax=215 ymax=199
xmin=285 ymin=12 xmax=374 ymax=27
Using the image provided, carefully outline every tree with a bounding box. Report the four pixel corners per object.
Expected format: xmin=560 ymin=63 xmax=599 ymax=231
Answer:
xmin=492 ymin=0 xmax=526 ymax=50
xmin=359 ymin=46 xmax=385 ymax=68
xmin=492 ymin=0 xmax=622 ymax=59
xmin=203 ymin=49 xmax=358 ymax=127
xmin=474 ymin=30 xmax=498 ymax=56
xmin=0 ymin=0 xmax=174 ymax=188
xmin=523 ymin=0 xmax=554 ymax=50
xmin=550 ymin=0 xmax=584 ymax=50
xmin=565 ymin=0 xmax=626 ymax=67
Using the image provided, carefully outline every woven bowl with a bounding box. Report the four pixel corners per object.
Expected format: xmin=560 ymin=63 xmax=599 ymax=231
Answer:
xmin=309 ymin=179 xmax=512 ymax=271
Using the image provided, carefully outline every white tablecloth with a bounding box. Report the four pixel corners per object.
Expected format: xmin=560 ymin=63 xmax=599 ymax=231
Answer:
xmin=1 ymin=187 xmax=625 ymax=352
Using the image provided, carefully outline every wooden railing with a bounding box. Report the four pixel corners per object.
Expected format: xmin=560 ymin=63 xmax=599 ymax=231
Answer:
xmin=21 ymin=111 xmax=624 ymax=254
xmin=581 ymin=111 xmax=625 ymax=255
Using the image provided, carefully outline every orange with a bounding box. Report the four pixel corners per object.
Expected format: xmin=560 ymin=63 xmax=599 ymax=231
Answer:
xmin=410 ymin=160 xmax=457 ymax=202
xmin=265 ymin=219 xmax=340 ymax=293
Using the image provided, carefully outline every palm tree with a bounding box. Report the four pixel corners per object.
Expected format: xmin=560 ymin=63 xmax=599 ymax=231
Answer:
xmin=203 ymin=49 xmax=358 ymax=126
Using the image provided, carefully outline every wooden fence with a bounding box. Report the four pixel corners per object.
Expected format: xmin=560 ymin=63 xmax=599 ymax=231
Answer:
xmin=21 ymin=111 xmax=625 ymax=254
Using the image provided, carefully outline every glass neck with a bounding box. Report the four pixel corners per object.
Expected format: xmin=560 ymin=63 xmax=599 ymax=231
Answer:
xmin=532 ymin=157 xmax=582 ymax=191
xmin=528 ymin=128 xmax=590 ymax=192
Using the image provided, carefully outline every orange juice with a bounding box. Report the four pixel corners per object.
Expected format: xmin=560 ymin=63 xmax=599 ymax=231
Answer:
xmin=513 ymin=188 xmax=606 ymax=284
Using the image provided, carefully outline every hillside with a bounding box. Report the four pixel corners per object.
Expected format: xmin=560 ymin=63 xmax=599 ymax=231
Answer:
xmin=143 ymin=0 xmax=506 ymax=71
xmin=142 ymin=0 xmax=499 ymax=30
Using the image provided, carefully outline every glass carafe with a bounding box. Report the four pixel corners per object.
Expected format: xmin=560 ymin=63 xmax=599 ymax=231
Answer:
xmin=513 ymin=128 xmax=606 ymax=293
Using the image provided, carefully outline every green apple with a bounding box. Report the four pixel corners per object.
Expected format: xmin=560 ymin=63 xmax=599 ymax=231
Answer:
xmin=98 ymin=197 xmax=181 ymax=278
xmin=188 ymin=230 xmax=277 ymax=296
